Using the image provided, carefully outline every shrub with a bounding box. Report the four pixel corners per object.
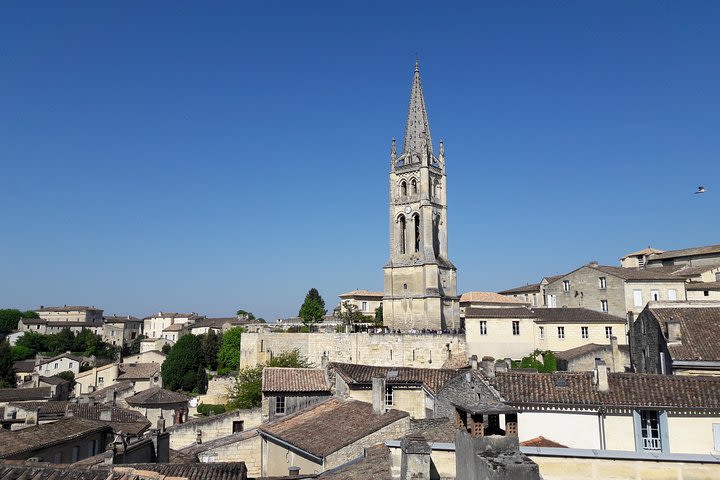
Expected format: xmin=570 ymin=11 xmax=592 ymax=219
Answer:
xmin=197 ymin=403 xmax=226 ymax=416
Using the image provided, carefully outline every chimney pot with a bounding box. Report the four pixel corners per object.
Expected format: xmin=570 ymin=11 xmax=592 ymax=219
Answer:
xmin=288 ymin=466 xmax=301 ymax=476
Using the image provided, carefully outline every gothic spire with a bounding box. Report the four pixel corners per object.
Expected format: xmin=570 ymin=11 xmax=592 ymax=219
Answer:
xmin=402 ymin=60 xmax=433 ymax=157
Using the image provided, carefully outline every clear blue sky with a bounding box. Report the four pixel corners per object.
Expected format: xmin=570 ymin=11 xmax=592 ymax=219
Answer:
xmin=2 ymin=2 xmax=719 ymax=321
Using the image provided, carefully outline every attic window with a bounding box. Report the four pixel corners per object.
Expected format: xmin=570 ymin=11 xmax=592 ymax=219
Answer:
xmin=387 ymin=370 xmax=399 ymax=379
xmin=554 ymin=378 xmax=568 ymax=388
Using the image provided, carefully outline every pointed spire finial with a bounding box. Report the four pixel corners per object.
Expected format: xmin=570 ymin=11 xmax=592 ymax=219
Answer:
xmin=402 ymin=60 xmax=432 ymax=156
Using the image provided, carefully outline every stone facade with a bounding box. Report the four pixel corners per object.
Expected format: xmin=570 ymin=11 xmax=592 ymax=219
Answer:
xmin=383 ymin=63 xmax=460 ymax=332
xmin=168 ymin=408 xmax=262 ymax=449
xmin=35 ymin=306 xmax=104 ymax=323
xmin=240 ymin=332 xmax=466 ymax=369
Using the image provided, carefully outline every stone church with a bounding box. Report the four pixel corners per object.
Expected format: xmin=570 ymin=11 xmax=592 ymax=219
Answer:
xmin=383 ymin=63 xmax=460 ymax=332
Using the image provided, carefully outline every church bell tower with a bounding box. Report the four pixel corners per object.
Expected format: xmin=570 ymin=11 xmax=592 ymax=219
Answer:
xmin=383 ymin=62 xmax=460 ymax=332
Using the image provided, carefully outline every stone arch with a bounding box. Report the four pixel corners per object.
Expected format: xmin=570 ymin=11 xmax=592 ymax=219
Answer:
xmin=400 ymin=180 xmax=407 ymax=197
xmin=397 ymin=214 xmax=407 ymax=254
xmin=412 ymin=213 xmax=420 ymax=253
xmin=410 ymin=178 xmax=418 ymax=195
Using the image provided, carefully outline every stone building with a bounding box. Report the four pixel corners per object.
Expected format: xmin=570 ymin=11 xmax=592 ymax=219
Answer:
xmin=102 ymin=314 xmax=143 ymax=346
xmin=125 ymin=387 xmax=189 ymax=427
xmin=383 ymin=62 xmax=460 ymax=332
xmin=337 ymin=290 xmax=383 ymax=316
xmin=35 ymin=305 xmax=104 ymax=323
xmin=143 ymin=312 xmax=201 ymax=340
xmin=261 ymin=367 xmax=331 ymax=422
xmin=643 ymin=243 xmax=720 ymax=268
xmin=498 ymin=275 xmax=563 ymax=307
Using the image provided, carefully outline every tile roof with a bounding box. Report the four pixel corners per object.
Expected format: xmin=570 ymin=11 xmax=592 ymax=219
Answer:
xmin=87 ymin=380 xmax=135 ymax=400
xmin=167 ymin=408 xmax=250 ymax=432
xmin=497 ymin=283 xmax=540 ymax=295
xmin=0 ymin=465 xmax=120 ymax=480
xmin=162 ymin=323 xmax=185 ymax=332
xmin=620 ymin=247 xmax=665 ymax=259
xmin=460 ymin=292 xmax=525 ymax=304
xmin=67 ymin=404 xmax=151 ymax=436
xmin=0 ymin=387 xmax=51 ymax=403
xmin=262 ymin=368 xmax=330 ymax=393
xmin=531 ymin=307 xmax=625 ymax=324
xmin=260 ymin=398 xmax=408 ymax=459
xmin=125 ymin=387 xmax=189 ymax=406
xmin=407 ymin=418 xmax=456 ymax=443
xmin=464 ymin=307 xmax=535 ymax=319
xmin=648 ymin=244 xmax=720 ymax=261
xmin=317 ymin=444 xmax=392 ymax=479
xmin=591 ymin=265 xmax=685 ymax=281
xmin=36 ymin=306 xmax=101 ymax=312
xmin=36 ymin=352 xmax=84 ymax=365
xmin=6 ymin=400 xmax=69 ymax=415
xmin=520 ymin=436 xmax=568 ymax=448
xmin=117 ymin=362 xmax=161 ymax=380
xmin=671 ymin=264 xmax=720 ymax=277
xmin=647 ymin=306 xmax=720 ymax=361
xmin=554 ymin=343 xmax=629 ymax=361
xmin=146 ymin=312 xmax=199 ymax=319
xmin=75 ymin=362 xmax=117 ymax=379
xmin=115 ymin=462 xmax=247 ymax=480
xmin=0 ymin=417 xmax=112 ymax=458
xmin=180 ymin=429 xmax=259 ymax=457
xmin=330 ymin=363 xmax=461 ymax=394
xmin=686 ymin=281 xmax=720 ymax=291
xmin=338 ymin=290 xmax=384 ymax=298
xmin=493 ymin=371 xmax=720 ymax=409
xmin=188 ymin=317 xmax=248 ymax=329
xmin=103 ymin=315 xmax=142 ymax=323
xmin=39 ymin=375 xmax=68 ymax=386
xmin=12 ymin=360 xmax=35 ymax=372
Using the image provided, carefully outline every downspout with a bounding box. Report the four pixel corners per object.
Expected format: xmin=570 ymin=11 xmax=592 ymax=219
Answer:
xmin=597 ymin=406 xmax=607 ymax=450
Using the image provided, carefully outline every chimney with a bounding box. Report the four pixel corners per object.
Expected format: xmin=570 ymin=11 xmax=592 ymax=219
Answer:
xmin=589 ymin=261 xmax=599 ymax=267
xmin=106 ymin=388 xmax=116 ymax=406
xmin=100 ymin=408 xmax=112 ymax=422
xmin=288 ymin=466 xmax=301 ymax=477
xmin=320 ymin=352 xmax=329 ymax=370
xmin=595 ymin=359 xmax=609 ymax=392
xmin=495 ymin=360 xmax=508 ymax=374
xmin=196 ymin=430 xmax=202 ymax=444
xmin=400 ymin=435 xmax=431 ymax=480
xmin=31 ymin=372 xmax=40 ymax=388
xmin=25 ymin=407 xmax=40 ymax=425
xmin=372 ymin=377 xmax=386 ymax=415
xmin=480 ymin=358 xmax=495 ymax=378
xmin=610 ymin=336 xmax=621 ymax=372
xmin=665 ymin=319 xmax=682 ymax=343
xmin=470 ymin=355 xmax=478 ymax=370
xmin=157 ymin=414 xmax=166 ymax=432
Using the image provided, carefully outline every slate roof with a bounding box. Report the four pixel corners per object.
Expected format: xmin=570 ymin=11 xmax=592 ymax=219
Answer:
xmin=67 ymin=404 xmax=151 ymax=436
xmin=520 ymin=436 xmax=568 ymax=448
xmin=649 ymin=244 xmax=720 ymax=261
xmin=0 ymin=417 xmax=112 ymax=459
xmin=180 ymin=429 xmax=259 ymax=457
xmin=262 ymin=368 xmax=330 ymax=393
xmin=554 ymin=343 xmax=629 ymax=361
xmin=464 ymin=307 xmax=535 ymax=319
xmin=338 ymin=290 xmax=384 ymax=298
xmin=259 ymin=398 xmax=408 ymax=459
xmin=460 ymin=292 xmax=525 ymax=304
xmin=648 ymin=306 xmax=720 ymax=361
xmin=0 ymin=387 xmax=51 ymax=403
xmin=497 ymin=283 xmax=540 ymax=295
xmin=532 ymin=308 xmax=625 ymax=324
xmin=117 ymin=362 xmax=161 ymax=380
xmin=317 ymin=444 xmax=392 ymax=479
xmin=686 ymin=282 xmax=720 ymax=291
xmin=331 ymin=363 xmax=460 ymax=394
xmin=125 ymin=387 xmax=188 ymax=406
xmin=493 ymin=371 xmax=720 ymax=409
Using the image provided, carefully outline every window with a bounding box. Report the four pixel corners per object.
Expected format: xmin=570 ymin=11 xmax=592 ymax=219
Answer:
xmin=232 ymin=421 xmax=245 ymax=433
xmin=413 ymin=213 xmax=421 ymax=253
xmin=98 ymin=377 xmax=104 ymax=383
xmin=668 ymin=289 xmax=677 ymax=301
xmin=639 ymin=411 xmax=661 ymax=451
xmin=88 ymin=440 xmax=97 ymax=457
xmin=71 ymin=446 xmax=80 ymax=463
xmin=563 ymin=280 xmax=570 ymax=292
xmin=532 ymin=293 xmax=537 ymax=306
xmin=651 ymin=290 xmax=660 ymax=301
xmin=557 ymin=326 xmax=565 ymax=339
xmin=361 ymin=301 xmax=368 ymax=312
xmin=512 ymin=321 xmax=520 ymax=336
xmin=601 ymin=300 xmax=608 ymax=312
xmin=68 ymin=362 xmax=73 ymax=369
xmin=633 ymin=290 xmax=643 ymax=307
xmin=539 ymin=326 xmax=544 ymax=339
xmin=548 ymin=295 xmax=557 ymax=308
xmin=479 ymin=321 xmax=487 ymax=335
xmin=400 ymin=181 xmax=407 ymax=196
xmin=385 ymin=385 xmax=394 ymax=408
xmin=411 ymin=178 xmax=417 ymax=194
xmin=581 ymin=326 xmax=589 ymax=339
xmin=705 ymin=290 xmax=710 ymax=297
xmin=398 ymin=215 xmax=406 ymax=254
xmin=713 ymin=424 xmax=720 ymax=451
xmin=275 ymin=396 xmax=286 ymax=415
xmin=54 ymin=363 xmax=58 ymax=369
xmin=599 ymin=277 xmax=607 ymax=289
xmin=53 ymin=452 xmax=62 ymax=463
xmin=605 ymin=326 xmax=613 ymax=339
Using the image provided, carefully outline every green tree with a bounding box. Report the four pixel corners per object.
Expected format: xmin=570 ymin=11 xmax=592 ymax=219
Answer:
xmin=0 ymin=309 xmax=38 ymax=334
xmin=339 ymin=301 xmax=371 ymax=326
xmin=126 ymin=334 xmax=147 ymax=355
xmin=161 ymin=335 xmax=207 ymax=393
xmin=16 ymin=331 xmax=48 ymax=353
xmin=47 ymin=328 xmax=75 ymax=354
xmin=56 ymin=370 xmax=76 ymax=390
xmin=236 ymin=310 xmax=255 ymax=320
xmin=200 ymin=330 xmax=221 ymax=371
xmin=0 ymin=341 xmax=16 ymax=388
xmin=374 ymin=304 xmax=384 ymax=327
xmin=512 ymin=350 xmax=557 ymax=373
xmin=298 ymin=288 xmax=327 ymax=329
xmin=11 ymin=345 xmax=35 ymax=362
xmin=227 ymin=349 xmax=312 ymax=409
xmin=217 ymin=327 xmax=244 ymax=375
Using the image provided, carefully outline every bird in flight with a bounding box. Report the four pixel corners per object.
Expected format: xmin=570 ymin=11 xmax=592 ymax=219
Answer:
xmin=695 ymin=186 xmax=706 ymax=194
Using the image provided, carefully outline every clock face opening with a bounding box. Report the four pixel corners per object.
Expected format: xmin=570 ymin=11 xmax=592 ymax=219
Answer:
xmin=404 ymin=206 xmax=412 ymax=214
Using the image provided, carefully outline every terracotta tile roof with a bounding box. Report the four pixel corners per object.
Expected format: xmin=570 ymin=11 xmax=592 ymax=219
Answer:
xmin=180 ymin=429 xmax=259 ymax=457
xmin=532 ymin=308 xmax=625 ymax=324
xmin=117 ymin=362 xmax=161 ymax=380
xmin=460 ymin=292 xmax=525 ymax=304
xmin=0 ymin=417 xmax=112 ymax=459
xmin=36 ymin=306 xmax=101 ymax=312
xmin=330 ymin=363 xmax=461 ymax=394
xmin=317 ymin=444 xmax=392 ymax=479
xmin=520 ymin=436 xmax=568 ymax=448
xmin=115 ymin=462 xmax=247 ymax=480
xmin=464 ymin=307 xmax=535 ymax=319
xmin=66 ymin=404 xmax=151 ymax=436
xmin=493 ymin=371 xmax=720 ymax=409
xmin=189 ymin=317 xmax=249 ymax=329
xmin=672 ymin=264 xmax=720 ymax=277
xmin=497 ymin=283 xmax=540 ymax=295
xmin=647 ymin=306 xmax=720 ymax=361
xmin=167 ymin=408 xmax=249 ymax=432
xmin=262 ymin=368 xmax=330 ymax=393
xmin=648 ymin=244 xmax=720 ymax=261
xmin=6 ymin=400 xmax=69 ymax=415
xmin=338 ymin=290 xmax=384 ymax=298
xmin=0 ymin=387 xmax=51 ymax=402
xmin=554 ymin=343 xmax=629 ymax=361
xmin=0 ymin=465 xmax=120 ymax=480
xmin=686 ymin=281 xmax=720 ymax=291
xmin=620 ymin=247 xmax=665 ymax=260
xmin=125 ymin=387 xmax=188 ymax=406
xmin=75 ymin=362 xmax=117 ymax=380
xmin=146 ymin=312 xmax=200 ymax=319
xmin=407 ymin=418 xmax=456 ymax=443
xmin=259 ymin=398 xmax=408 ymax=459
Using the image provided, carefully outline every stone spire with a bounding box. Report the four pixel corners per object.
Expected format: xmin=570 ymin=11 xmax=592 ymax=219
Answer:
xmin=402 ymin=61 xmax=433 ymax=157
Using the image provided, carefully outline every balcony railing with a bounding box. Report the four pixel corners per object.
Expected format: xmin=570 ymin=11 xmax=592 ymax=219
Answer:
xmin=642 ymin=437 xmax=662 ymax=451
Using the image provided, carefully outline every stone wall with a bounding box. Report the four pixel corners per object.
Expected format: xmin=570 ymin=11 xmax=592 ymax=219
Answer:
xmin=240 ymin=332 xmax=466 ymax=369
xmin=530 ymin=455 xmax=720 ymax=480
xmin=325 ymin=416 xmax=411 ymax=469
xmin=168 ymin=408 xmax=262 ymax=449
xmin=196 ymin=431 xmax=262 ymax=478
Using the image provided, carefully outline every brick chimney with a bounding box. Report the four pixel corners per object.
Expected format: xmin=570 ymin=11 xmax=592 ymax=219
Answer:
xmin=595 ymin=359 xmax=609 ymax=392
xmin=372 ymin=377 xmax=386 ymax=415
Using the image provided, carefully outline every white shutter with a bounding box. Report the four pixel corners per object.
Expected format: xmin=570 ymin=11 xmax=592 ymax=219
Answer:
xmin=633 ymin=290 xmax=643 ymax=307
xmin=668 ymin=289 xmax=677 ymax=301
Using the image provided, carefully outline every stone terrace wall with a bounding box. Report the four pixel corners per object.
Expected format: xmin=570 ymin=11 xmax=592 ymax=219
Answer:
xmin=240 ymin=332 xmax=466 ymax=369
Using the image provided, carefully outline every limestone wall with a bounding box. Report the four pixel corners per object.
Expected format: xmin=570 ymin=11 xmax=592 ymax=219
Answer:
xmin=530 ymin=455 xmax=720 ymax=480
xmin=196 ymin=431 xmax=262 ymax=478
xmin=168 ymin=408 xmax=262 ymax=449
xmin=240 ymin=332 xmax=466 ymax=369
xmin=325 ymin=416 xmax=410 ymax=469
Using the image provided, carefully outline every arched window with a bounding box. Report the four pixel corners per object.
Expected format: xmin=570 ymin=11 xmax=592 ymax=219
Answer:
xmin=400 ymin=181 xmax=407 ymax=196
xmin=412 ymin=213 xmax=420 ymax=253
xmin=411 ymin=178 xmax=417 ymax=195
xmin=398 ymin=215 xmax=407 ymax=254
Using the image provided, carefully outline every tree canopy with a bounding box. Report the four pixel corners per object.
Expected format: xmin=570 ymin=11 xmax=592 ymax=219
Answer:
xmin=0 ymin=341 xmax=16 ymax=388
xmin=374 ymin=304 xmax=384 ymax=326
xmin=236 ymin=310 xmax=255 ymax=320
xmin=227 ymin=349 xmax=312 ymax=409
xmin=161 ymin=334 xmax=207 ymax=394
xmin=0 ymin=309 xmax=39 ymax=334
xmin=339 ymin=301 xmax=372 ymax=325
xmin=13 ymin=328 xmax=117 ymax=361
xmin=217 ymin=327 xmax=244 ymax=375
xmin=299 ymin=288 xmax=327 ymax=329
xmin=200 ymin=330 xmax=221 ymax=371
